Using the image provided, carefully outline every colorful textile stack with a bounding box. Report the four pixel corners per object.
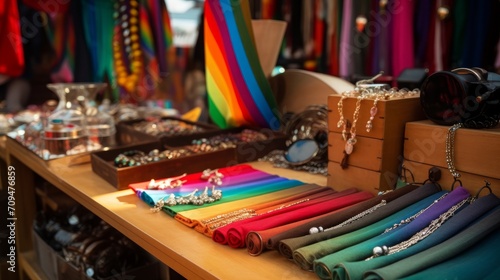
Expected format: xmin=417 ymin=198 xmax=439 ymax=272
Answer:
xmin=130 ymin=165 xmax=500 ymax=279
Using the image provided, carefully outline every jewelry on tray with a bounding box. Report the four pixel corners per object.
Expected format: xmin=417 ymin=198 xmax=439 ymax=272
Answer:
xmin=113 ymin=148 xmax=194 ymax=167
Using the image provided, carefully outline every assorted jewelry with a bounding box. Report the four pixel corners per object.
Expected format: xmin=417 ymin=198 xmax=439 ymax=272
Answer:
xmin=131 ymin=119 xmax=206 ymax=137
xmin=445 ymin=123 xmax=463 ymax=179
xmin=201 ymin=169 xmax=224 ymax=185
xmin=337 ymin=94 xmax=350 ymax=140
xmin=150 ymin=185 xmax=223 ymax=213
xmin=258 ymin=150 xmax=328 ymax=175
xmin=185 ymin=129 xmax=268 ymax=153
xmin=150 ymin=169 xmax=225 ymax=213
xmin=203 ymin=209 xmax=257 ymax=230
xmin=284 ymin=105 xmax=329 ymax=147
xmin=366 ymin=94 xmax=381 ymax=132
xmin=341 ymin=94 xmax=365 ymax=169
xmin=259 ymin=105 xmax=328 ymax=174
xmin=201 ymin=198 xmax=311 ymax=231
xmin=113 ymin=148 xmax=193 ymax=167
xmin=366 ymin=196 xmax=470 ymax=260
xmin=114 ymin=129 xmax=268 ymax=168
xmin=383 ymin=192 xmax=448 ymax=234
xmin=309 ymin=199 xmax=387 ymax=234
xmin=147 ymin=173 xmax=187 ymax=190
xmin=337 ymin=82 xmax=420 ymax=169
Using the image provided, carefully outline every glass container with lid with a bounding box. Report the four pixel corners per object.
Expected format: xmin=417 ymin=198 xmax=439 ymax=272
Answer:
xmin=79 ymin=83 xmax=116 ymax=150
xmin=44 ymin=83 xmax=90 ymax=156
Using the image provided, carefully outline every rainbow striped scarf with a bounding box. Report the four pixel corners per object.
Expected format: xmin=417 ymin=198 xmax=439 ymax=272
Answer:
xmin=204 ymin=0 xmax=281 ymax=130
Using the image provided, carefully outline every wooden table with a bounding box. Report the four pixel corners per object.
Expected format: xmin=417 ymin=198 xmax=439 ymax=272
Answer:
xmin=7 ymin=137 xmax=327 ymax=280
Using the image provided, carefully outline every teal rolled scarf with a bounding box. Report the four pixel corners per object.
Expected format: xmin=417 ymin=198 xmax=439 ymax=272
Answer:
xmin=364 ymin=205 xmax=500 ymax=280
xmin=331 ymin=193 xmax=500 ymax=280
xmin=313 ymin=186 xmax=470 ymax=279
xmin=279 ymin=183 xmax=441 ymax=261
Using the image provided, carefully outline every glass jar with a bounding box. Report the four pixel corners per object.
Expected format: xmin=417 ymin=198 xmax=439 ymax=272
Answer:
xmin=44 ymin=83 xmax=90 ymax=156
xmin=79 ymin=83 xmax=116 ymax=151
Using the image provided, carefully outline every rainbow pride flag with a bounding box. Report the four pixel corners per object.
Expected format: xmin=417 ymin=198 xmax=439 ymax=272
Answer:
xmin=204 ymin=0 xmax=281 ymax=130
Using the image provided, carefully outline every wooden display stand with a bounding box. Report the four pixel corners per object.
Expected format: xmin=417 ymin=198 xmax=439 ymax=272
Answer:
xmin=327 ymin=94 xmax=426 ymax=193
xmin=403 ymin=120 xmax=500 ymax=195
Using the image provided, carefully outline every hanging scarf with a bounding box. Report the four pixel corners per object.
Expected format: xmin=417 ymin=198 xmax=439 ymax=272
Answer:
xmin=204 ymin=0 xmax=281 ymax=130
xmin=0 ymin=1 xmax=24 ymax=77
xmin=44 ymin=9 xmax=75 ymax=82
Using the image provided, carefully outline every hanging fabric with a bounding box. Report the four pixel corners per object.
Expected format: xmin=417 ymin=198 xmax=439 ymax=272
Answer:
xmin=204 ymin=0 xmax=281 ymax=130
xmin=0 ymin=1 xmax=24 ymax=78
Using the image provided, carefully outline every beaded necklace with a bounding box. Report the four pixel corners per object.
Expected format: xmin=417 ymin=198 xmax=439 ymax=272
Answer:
xmin=113 ymin=0 xmax=143 ymax=99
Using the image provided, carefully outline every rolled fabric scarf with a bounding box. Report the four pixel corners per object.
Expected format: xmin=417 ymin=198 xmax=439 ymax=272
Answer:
xmin=136 ymin=172 xmax=285 ymax=208
xmin=191 ymin=186 xmax=335 ymax=235
xmin=263 ymin=184 xmax=418 ymax=253
xmin=364 ymin=206 xmax=500 ymax=280
xmin=313 ymin=186 xmax=471 ymax=280
xmin=226 ymin=190 xmax=374 ymax=249
xmin=246 ymin=210 xmax=340 ymax=256
xmin=331 ymin=193 xmax=500 ymax=280
xmin=130 ymin=164 xmax=257 ymax=192
xmin=292 ymin=190 xmax=446 ymax=271
xmin=163 ymin=177 xmax=304 ymax=216
xmin=278 ymin=183 xmax=441 ymax=260
xmin=134 ymin=170 xmax=277 ymax=205
xmin=213 ymin=188 xmax=360 ymax=245
xmin=402 ymin=227 xmax=500 ymax=280
xmin=483 ymin=260 xmax=500 ymax=280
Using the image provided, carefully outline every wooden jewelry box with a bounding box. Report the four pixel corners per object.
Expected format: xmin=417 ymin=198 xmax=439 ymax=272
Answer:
xmin=327 ymin=93 xmax=425 ymax=193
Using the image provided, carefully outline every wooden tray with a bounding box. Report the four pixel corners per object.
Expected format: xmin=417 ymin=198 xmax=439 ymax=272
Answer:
xmin=116 ymin=116 xmax=220 ymax=146
xmin=91 ymin=142 xmax=237 ymax=190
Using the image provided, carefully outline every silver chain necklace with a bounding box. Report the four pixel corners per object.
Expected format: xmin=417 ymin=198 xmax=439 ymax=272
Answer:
xmin=446 ymin=123 xmax=463 ymax=179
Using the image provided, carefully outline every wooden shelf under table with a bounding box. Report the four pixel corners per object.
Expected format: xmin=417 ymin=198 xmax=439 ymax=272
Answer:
xmin=19 ymin=251 xmax=50 ymax=280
